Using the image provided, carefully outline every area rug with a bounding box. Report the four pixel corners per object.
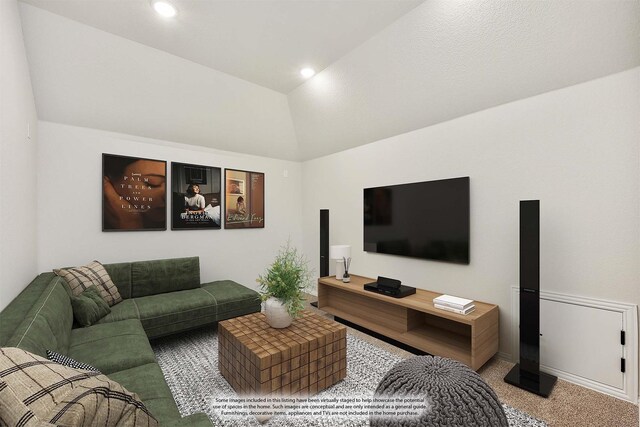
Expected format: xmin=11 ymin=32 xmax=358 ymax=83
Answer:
xmin=151 ymin=327 xmax=546 ymax=427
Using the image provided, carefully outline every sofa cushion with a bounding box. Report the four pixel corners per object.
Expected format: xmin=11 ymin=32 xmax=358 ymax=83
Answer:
xmin=71 ymin=285 xmax=111 ymax=327
xmin=6 ymin=278 xmax=73 ymax=357
xmin=0 ymin=347 xmax=157 ymax=427
xmin=201 ymin=280 xmax=261 ymax=315
xmin=134 ymin=288 xmax=217 ymax=334
xmin=131 ymin=257 xmax=200 ymax=297
xmin=108 ymin=363 xmax=181 ymax=423
xmin=68 ymin=319 xmax=156 ymax=374
xmin=144 ymin=313 xmax=221 ymax=340
xmin=54 ymin=260 xmax=123 ymax=306
xmin=97 ymin=298 xmax=140 ymax=324
xmin=104 ymin=261 xmax=133 ymax=300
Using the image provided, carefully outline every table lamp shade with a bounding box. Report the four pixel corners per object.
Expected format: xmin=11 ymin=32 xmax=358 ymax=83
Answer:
xmin=330 ymin=245 xmax=351 ymax=280
xmin=330 ymin=245 xmax=351 ymax=260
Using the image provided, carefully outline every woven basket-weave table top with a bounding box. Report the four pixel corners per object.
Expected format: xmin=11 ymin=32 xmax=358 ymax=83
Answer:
xmin=219 ymin=310 xmax=347 ymax=395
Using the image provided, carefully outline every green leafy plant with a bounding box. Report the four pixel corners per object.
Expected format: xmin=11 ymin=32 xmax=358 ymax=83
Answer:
xmin=257 ymin=241 xmax=314 ymax=318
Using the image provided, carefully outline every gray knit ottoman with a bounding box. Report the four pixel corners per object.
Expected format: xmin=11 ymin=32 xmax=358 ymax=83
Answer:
xmin=371 ymin=356 xmax=508 ymax=427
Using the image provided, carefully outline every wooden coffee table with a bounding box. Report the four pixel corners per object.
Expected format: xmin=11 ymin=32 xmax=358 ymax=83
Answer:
xmin=218 ymin=310 xmax=347 ymax=396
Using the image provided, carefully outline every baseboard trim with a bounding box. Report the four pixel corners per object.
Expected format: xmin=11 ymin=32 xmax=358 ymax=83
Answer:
xmin=541 ymin=364 xmax=635 ymax=404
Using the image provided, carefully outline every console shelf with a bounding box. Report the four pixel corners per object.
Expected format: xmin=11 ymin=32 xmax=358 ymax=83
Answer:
xmin=317 ymin=275 xmax=499 ymax=370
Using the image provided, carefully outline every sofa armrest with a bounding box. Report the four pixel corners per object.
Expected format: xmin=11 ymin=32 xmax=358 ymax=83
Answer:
xmin=162 ymin=412 xmax=213 ymax=427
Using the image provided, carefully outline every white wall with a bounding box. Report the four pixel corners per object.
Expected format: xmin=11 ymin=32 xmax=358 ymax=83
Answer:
xmin=301 ymin=68 xmax=640 ymax=360
xmin=0 ymin=0 xmax=39 ymax=311
xmin=36 ymin=122 xmax=303 ymax=291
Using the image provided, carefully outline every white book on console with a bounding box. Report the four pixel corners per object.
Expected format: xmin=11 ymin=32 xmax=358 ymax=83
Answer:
xmin=434 ymin=303 xmax=475 ymax=315
xmin=434 ymin=300 xmax=474 ymax=310
xmin=433 ymin=294 xmax=474 ymax=309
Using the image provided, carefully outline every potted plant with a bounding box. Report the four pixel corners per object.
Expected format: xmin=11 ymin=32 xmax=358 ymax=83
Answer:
xmin=257 ymin=241 xmax=313 ymax=328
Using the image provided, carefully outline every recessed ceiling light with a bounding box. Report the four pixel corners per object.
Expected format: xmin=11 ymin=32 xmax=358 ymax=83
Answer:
xmin=300 ymin=68 xmax=316 ymax=78
xmin=152 ymin=0 xmax=177 ymax=18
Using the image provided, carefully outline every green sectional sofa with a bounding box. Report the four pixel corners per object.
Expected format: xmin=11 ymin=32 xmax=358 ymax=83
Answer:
xmin=0 ymin=256 xmax=261 ymax=426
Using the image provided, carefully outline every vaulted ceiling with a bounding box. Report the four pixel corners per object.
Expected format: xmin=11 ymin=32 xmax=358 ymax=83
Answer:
xmin=20 ymin=0 xmax=424 ymax=93
xmin=18 ymin=0 xmax=640 ymax=161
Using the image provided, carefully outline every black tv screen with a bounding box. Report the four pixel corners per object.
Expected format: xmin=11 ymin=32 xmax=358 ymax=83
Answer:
xmin=363 ymin=177 xmax=469 ymax=264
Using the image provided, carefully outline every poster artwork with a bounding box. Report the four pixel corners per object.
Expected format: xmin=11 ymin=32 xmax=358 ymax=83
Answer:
xmin=102 ymin=154 xmax=167 ymax=231
xmin=225 ymin=169 xmax=265 ymax=229
xmin=171 ymin=162 xmax=222 ymax=230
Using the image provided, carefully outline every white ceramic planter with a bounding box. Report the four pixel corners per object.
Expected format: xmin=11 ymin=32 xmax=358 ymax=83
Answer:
xmin=264 ymin=297 xmax=293 ymax=328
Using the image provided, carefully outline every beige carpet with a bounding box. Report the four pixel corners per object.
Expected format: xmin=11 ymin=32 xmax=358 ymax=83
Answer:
xmin=479 ymin=357 xmax=638 ymax=427
xmin=305 ymin=296 xmax=638 ymax=427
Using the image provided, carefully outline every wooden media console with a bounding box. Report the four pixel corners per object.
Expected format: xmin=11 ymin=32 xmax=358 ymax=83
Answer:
xmin=317 ymin=275 xmax=499 ymax=370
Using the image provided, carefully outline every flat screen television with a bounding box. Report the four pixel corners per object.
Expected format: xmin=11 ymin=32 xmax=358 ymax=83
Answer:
xmin=363 ymin=177 xmax=469 ymax=264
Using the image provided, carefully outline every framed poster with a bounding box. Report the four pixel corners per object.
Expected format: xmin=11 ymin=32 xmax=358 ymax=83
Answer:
xmin=102 ymin=154 xmax=167 ymax=231
xmin=224 ymin=169 xmax=265 ymax=229
xmin=171 ymin=162 xmax=222 ymax=230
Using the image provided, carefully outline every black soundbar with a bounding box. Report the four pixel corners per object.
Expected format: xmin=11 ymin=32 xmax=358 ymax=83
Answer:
xmin=364 ymin=277 xmax=416 ymax=298
xmin=377 ymin=276 xmax=401 ymax=290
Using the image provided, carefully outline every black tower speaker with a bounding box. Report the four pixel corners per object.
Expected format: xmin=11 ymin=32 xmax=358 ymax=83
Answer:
xmin=320 ymin=209 xmax=329 ymax=277
xmin=504 ymin=200 xmax=557 ymax=397
xmin=311 ymin=209 xmax=329 ymax=309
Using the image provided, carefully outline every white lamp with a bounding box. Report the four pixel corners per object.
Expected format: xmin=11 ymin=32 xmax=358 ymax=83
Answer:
xmin=330 ymin=245 xmax=351 ymax=281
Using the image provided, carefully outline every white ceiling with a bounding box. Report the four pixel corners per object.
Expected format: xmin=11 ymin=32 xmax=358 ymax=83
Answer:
xmin=289 ymin=0 xmax=640 ymax=160
xmin=18 ymin=0 xmax=640 ymax=161
xmin=19 ymin=0 xmax=424 ymax=93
